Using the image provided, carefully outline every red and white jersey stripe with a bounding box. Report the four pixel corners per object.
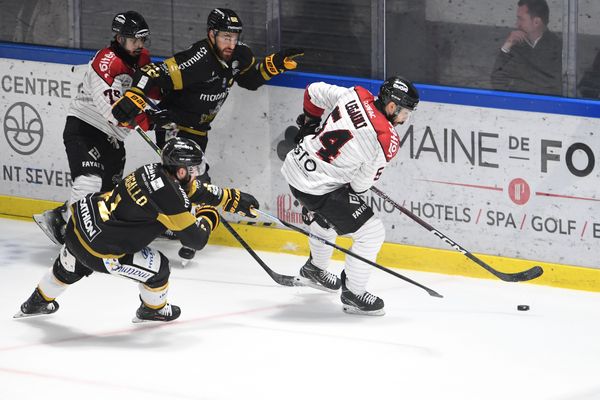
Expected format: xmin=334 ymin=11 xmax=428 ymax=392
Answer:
xmin=68 ymin=47 xmax=151 ymax=141
xmin=281 ymin=82 xmax=400 ymax=195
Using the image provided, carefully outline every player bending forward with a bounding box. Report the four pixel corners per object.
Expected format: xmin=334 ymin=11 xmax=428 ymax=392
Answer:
xmin=281 ymin=77 xmax=419 ymax=316
xmin=16 ymin=138 xmax=258 ymax=322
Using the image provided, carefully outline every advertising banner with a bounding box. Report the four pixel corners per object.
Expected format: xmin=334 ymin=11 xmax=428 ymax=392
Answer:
xmin=1 ymin=58 xmax=599 ymax=268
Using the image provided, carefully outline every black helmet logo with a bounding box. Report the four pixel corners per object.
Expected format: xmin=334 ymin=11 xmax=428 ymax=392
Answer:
xmin=112 ymin=11 xmax=149 ymax=38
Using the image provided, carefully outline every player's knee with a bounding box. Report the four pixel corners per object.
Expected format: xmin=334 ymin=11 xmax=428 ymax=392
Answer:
xmin=145 ymin=252 xmax=170 ymax=288
xmin=52 ymin=245 xmax=92 ymax=284
xmin=353 ymin=217 xmax=385 ymax=245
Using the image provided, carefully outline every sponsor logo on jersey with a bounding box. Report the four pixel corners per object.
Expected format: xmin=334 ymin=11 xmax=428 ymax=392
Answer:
xmin=386 ymin=129 xmax=400 ymax=160
xmin=98 ymin=51 xmax=116 ymax=80
xmin=362 ymin=99 xmax=377 ymax=120
xmin=81 ymin=160 xmax=103 ymax=169
xmin=198 ymin=91 xmax=228 ymax=102
xmin=178 ymin=185 xmax=190 ymax=208
xmin=78 ymin=200 xmax=100 ymax=241
xmin=178 ymin=48 xmax=208 ymax=71
xmin=150 ymin=177 xmax=164 ymax=191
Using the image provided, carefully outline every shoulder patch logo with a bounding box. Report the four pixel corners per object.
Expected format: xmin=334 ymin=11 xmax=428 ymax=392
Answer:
xmin=150 ymin=177 xmax=164 ymax=191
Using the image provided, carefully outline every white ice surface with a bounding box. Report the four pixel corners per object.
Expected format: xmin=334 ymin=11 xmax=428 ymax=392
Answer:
xmin=1 ymin=218 xmax=599 ymax=400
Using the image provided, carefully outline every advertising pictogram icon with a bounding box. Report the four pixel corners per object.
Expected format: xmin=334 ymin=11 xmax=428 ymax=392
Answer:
xmin=508 ymin=178 xmax=531 ymax=205
xmin=3 ymin=102 xmax=44 ymax=155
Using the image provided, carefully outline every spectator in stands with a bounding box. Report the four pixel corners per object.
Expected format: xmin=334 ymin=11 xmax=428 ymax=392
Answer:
xmin=491 ymin=0 xmax=562 ymax=95
xmin=578 ymin=50 xmax=600 ymax=98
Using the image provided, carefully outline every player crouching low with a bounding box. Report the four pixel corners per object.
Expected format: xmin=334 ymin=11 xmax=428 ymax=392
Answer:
xmin=15 ymin=138 xmax=259 ymax=323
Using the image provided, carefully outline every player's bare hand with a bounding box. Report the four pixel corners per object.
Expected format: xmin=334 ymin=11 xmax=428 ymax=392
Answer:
xmin=503 ymin=30 xmax=527 ymax=51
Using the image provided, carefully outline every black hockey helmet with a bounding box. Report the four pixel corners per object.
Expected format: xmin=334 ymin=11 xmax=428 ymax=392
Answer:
xmin=207 ymin=8 xmax=243 ymax=34
xmin=161 ymin=138 xmax=207 ymax=177
xmin=379 ymin=76 xmax=419 ymax=111
xmin=111 ymin=11 xmax=150 ymax=39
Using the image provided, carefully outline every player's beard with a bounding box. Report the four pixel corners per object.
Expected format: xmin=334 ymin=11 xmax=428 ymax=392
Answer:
xmin=218 ymin=47 xmax=233 ymax=62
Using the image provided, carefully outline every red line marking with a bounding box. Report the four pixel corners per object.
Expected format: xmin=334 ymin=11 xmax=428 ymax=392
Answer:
xmin=520 ymin=214 xmax=527 ymax=230
xmin=535 ymin=192 xmax=600 ymax=202
xmin=581 ymin=221 xmax=588 ymax=237
xmin=418 ymin=179 xmax=503 ymax=192
xmin=2 ymin=304 xmax=288 ymax=353
xmin=475 ymin=209 xmax=482 ymax=224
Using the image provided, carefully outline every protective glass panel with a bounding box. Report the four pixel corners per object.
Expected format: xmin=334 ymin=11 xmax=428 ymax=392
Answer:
xmin=386 ymin=0 xmax=565 ymax=96
xmin=576 ymin=1 xmax=600 ymax=99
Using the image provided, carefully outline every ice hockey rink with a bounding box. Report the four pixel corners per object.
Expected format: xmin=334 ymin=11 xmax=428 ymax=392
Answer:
xmin=1 ymin=217 xmax=599 ymax=400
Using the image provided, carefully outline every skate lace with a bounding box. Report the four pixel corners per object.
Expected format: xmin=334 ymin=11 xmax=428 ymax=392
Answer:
xmin=319 ymin=270 xmax=338 ymax=285
xmin=158 ymin=304 xmax=173 ymax=316
xmin=358 ymin=292 xmax=378 ymax=305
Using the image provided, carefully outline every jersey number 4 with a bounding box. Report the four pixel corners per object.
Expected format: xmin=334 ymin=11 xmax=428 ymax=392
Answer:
xmin=316 ymin=129 xmax=353 ymax=163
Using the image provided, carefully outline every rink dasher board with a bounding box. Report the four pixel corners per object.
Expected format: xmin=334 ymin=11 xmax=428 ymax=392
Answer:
xmin=1 ymin=53 xmax=599 ymax=275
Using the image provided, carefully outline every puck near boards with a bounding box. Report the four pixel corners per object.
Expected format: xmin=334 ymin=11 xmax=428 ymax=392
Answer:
xmin=517 ymin=304 xmax=530 ymax=311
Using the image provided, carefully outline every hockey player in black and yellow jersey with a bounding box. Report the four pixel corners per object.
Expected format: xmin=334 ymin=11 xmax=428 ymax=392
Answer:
xmin=15 ymin=138 xmax=259 ymax=323
xmin=111 ymin=8 xmax=303 ymax=153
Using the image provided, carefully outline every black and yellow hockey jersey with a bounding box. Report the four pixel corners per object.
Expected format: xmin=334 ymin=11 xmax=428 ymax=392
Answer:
xmin=133 ymin=38 xmax=268 ymax=133
xmin=70 ymin=163 xmax=218 ymax=258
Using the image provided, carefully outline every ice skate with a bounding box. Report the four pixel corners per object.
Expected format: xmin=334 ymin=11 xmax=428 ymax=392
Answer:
xmin=132 ymin=302 xmax=181 ymax=323
xmin=32 ymin=202 xmax=67 ymax=245
xmin=340 ymin=271 xmax=385 ymax=316
xmin=296 ymin=258 xmax=341 ymax=293
xmin=14 ymin=288 xmax=59 ymax=318
xmin=178 ymin=246 xmax=196 ymax=266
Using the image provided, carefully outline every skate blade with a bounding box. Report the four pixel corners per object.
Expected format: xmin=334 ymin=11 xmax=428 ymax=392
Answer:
xmin=131 ymin=316 xmax=177 ymax=323
xmin=13 ymin=310 xmax=54 ymax=319
xmin=294 ymin=276 xmax=339 ymax=293
xmin=342 ymin=304 xmax=385 ymax=316
xmin=32 ymin=214 xmax=62 ymax=246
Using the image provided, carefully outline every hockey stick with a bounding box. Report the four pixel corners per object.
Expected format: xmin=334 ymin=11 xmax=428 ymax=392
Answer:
xmin=219 ymin=218 xmax=302 ymax=287
xmin=370 ymin=186 xmax=543 ymax=282
xmin=255 ymin=209 xmax=443 ymax=298
xmin=132 ymin=125 xmax=300 ymax=287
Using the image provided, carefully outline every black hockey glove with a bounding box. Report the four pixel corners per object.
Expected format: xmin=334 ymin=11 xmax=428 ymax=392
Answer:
xmin=112 ymin=88 xmax=147 ymax=124
xmin=220 ymin=189 xmax=259 ymax=218
xmin=261 ymin=48 xmax=304 ymax=79
xmin=147 ymin=108 xmax=175 ymax=129
xmin=294 ymin=113 xmax=321 ymax=143
xmin=195 ymin=205 xmax=220 ymax=232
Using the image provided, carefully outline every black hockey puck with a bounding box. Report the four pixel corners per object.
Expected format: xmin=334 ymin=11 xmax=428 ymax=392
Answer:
xmin=517 ymin=305 xmax=530 ymax=311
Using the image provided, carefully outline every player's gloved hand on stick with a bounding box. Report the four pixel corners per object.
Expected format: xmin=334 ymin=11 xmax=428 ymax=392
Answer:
xmin=294 ymin=113 xmax=321 ymax=143
xmin=112 ymin=88 xmax=147 ymax=125
xmin=147 ymin=108 xmax=175 ymax=130
xmin=195 ymin=205 xmax=220 ymax=231
xmin=220 ymin=189 xmax=259 ymax=218
xmin=262 ymin=48 xmax=304 ymax=78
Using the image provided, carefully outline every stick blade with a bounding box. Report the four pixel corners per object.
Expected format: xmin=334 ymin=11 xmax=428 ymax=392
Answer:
xmin=498 ymin=266 xmax=544 ymax=282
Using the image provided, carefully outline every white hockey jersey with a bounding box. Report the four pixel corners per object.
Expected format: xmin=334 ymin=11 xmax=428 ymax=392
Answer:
xmin=281 ymin=82 xmax=400 ymax=195
xmin=68 ymin=46 xmax=153 ymax=141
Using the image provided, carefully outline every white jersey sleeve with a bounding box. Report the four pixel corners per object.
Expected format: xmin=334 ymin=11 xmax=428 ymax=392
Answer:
xmin=281 ymin=84 xmax=400 ymax=196
xmin=69 ymin=47 xmax=147 ymax=141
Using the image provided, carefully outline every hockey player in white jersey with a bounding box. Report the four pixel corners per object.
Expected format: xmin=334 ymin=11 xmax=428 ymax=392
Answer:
xmin=33 ymin=11 xmax=159 ymax=245
xmin=281 ymin=76 xmax=419 ymax=316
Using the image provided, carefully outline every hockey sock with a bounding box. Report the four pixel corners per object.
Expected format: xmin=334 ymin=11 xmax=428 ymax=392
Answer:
xmin=139 ymin=282 xmax=169 ymax=309
xmin=308 ymin=222 xmax=337 ymax=269
xmin=38 ymin=268 xmax=69 ymax=300
xmin=345 ymin=217 xmax=385 ymax=294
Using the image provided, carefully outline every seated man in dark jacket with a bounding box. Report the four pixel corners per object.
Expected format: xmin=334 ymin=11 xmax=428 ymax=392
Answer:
xmin=491 ymin=0 xmax=562 ymax=95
